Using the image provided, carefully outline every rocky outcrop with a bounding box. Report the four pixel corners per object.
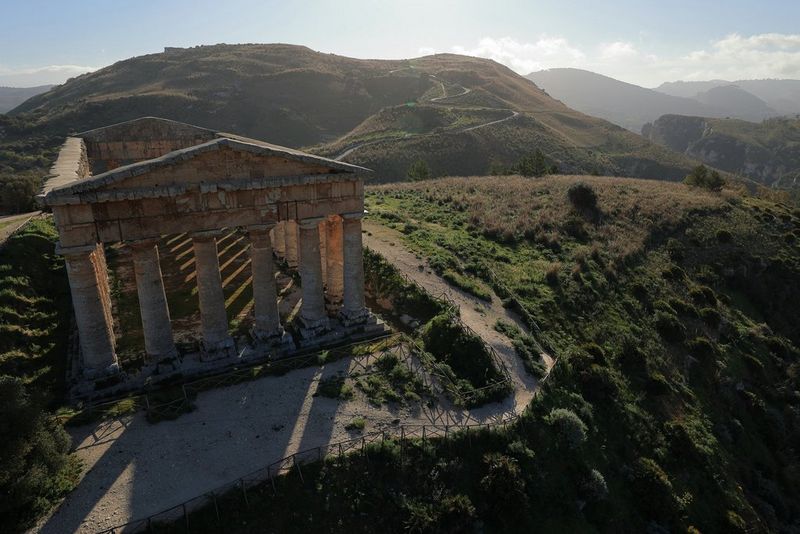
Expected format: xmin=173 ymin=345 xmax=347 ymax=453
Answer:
xmin=643 ymin=114 xmax=800 ymax=189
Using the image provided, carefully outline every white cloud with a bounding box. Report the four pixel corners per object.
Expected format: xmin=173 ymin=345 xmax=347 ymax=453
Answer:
xmin=451 ymin=36 xmax=584 ymax=75
xmin=0 ymin=64 xmax=97 ymax=87
xmin=444 ymin=33 xmax=800 ymax=87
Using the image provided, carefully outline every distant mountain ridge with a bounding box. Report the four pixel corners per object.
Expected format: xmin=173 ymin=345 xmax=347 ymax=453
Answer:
xmin=526 ymin=68 xmax=797 ymax=132
xmin=656 ymin=79 xmax=800 ymax=116
xmin=0 ymin=85 xmax=53 ymax=113
xmin=7 ymin=43 xmax=702 ymax=182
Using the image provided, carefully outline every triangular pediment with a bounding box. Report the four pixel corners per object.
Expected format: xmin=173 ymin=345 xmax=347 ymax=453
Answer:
xmin=44 ymin=126 xmax=369 ymax=205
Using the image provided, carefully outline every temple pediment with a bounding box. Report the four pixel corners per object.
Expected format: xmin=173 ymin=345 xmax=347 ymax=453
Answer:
xmin=42 ymin=117 xmax=369 ymax=206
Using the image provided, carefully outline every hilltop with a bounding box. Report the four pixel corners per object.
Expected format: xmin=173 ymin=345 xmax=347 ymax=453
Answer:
xmin=6 ymin=44 xmax=700 ymax=182
xmin=643 ymin=115 xmax=800 ymax=191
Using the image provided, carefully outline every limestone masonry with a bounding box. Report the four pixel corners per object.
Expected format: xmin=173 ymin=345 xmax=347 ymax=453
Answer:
xmin=41 ymin=117 xmax=385 ymax=396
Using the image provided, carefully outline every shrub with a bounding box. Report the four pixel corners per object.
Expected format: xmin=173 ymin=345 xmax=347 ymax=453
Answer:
xmin=654 ymin=311 xmax=685 ymax=342
xmin=407 ymin=159 xmax=430 ymax=181
xmin=632 ymin=457 xmax=678 ymax=519
xmin=545 ymin=408 xmax=588 ymax=449
xmin=345 ymin=417 xmax=366 ymax=431
xmin=700 ymin=307 xmax=721 ymax=328
xmin=582 ymin=469 xmax=609 ymax=502
xmin=684 ymin=164 xmax=724 ymax=191
xmin=567 ymin=181 xmax=599 ymax=218
xmin=688 ymin=337 xmax=716 ymax=365
xmin=716 ymin=229 xmax=733 ymax=243
xmin=0 ymin=377 xmax=80 ymax=531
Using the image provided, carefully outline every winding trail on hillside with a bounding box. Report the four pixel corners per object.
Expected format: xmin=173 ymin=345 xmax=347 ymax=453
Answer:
xmin=333 ymin=71 xmax=518 ymax=161
xmin=362 ymin=220 xmax=547 ymax=408
xmin=35 ymin=222 xmax=546 ymax=534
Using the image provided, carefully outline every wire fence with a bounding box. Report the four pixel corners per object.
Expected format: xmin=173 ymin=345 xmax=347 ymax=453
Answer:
xmin=95 ymin=339 xmax=563 ymax=534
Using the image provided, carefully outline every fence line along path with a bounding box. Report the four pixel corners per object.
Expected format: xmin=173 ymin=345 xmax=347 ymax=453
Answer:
xmin=36 ymin=226 xmax=545 ymax=534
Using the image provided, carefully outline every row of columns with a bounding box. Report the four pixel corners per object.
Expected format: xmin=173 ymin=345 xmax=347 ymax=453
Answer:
xmin=61 ymin=212 xmax=368 ymax=377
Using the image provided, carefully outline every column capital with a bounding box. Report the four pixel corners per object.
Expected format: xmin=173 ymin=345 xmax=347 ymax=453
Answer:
xmin=341 ymin=211 xmax=365 ymax=221
xmin=191 ymin=229 xmax=225 ymax=241
xmin=298 ymin=216 xmax=325 ymax=229
xmin=56 ymin=242 xmax=98 ymax=257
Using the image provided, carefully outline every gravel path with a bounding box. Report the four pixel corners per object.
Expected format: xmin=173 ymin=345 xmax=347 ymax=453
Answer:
xmin=362 ymin=220 xmax=545 ymax=411
xmin=0 ymin=211 xmax=40 ymax=247
xmin=35 ymin=224 xmax=543 ymax=533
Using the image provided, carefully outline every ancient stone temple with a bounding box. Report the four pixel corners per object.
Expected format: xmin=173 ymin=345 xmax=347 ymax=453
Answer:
xmin=41 ymin=117 xmax=384 ymax=389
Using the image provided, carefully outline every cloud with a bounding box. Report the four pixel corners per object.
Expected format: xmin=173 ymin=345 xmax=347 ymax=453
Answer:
xmin=450 ymin=36 xmax=584 ymax=75
xmin=0 ymin=64 xmax=97 ymax=87
xmin=444 ymin=33 xmax=800 ymax=87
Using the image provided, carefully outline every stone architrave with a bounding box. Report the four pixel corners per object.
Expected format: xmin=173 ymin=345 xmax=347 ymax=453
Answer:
xmin=192 ymin=230 xmax=236 ymax=360
xmin=130 ymin=238 xmax=177 ymax=362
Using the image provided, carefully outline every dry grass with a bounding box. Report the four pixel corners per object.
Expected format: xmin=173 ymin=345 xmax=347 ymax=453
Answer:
xmin=372 ymin=175 xmax=728 ymax=265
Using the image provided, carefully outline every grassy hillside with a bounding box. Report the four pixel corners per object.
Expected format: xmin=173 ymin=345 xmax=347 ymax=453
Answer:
xmin=7 ymin=44 xmax=700 ymax=183
xmin=155 ymin=175 xmax=800 ymax=532
xmin=644 ymin=115 xmax=800 ymax=192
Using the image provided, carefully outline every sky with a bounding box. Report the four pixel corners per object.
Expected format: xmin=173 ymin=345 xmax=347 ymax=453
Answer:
xmin=2 ymin=0 xmax=800 ymax=87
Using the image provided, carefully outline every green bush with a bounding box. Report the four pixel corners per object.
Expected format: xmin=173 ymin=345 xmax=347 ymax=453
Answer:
xmin=632 ymin=457 xmax=678 ymax=519
xmin=0 ymin=376 xmax=81 ymax=531
xmin=699 ymin=307 xmax=721 ymax=328
xmin=684 ymin=164 xmax=724 ymax=191
xmin=654 ymin=311 xmax=685 ymax=342
xmin=545 ymin=408 xmax=588 ymax=450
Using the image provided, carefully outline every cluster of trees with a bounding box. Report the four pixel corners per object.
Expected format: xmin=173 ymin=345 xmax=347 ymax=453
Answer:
xmin=489 ymin=149 xmax=558 ymax=177
xmin=683 ymin=164 xmax=725 ymax=191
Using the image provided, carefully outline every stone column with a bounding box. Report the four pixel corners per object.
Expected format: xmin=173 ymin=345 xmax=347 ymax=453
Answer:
xmin=60 ymin=243 xmax=119 ymax=377
xmin=284 ymin=220 xmax=299 ymax=269
xmin=248 ymin=224 xmax=283 ymax=340
xmin=318 ymin=220 xmax=328 ymax=283
xmin=192 ymin=231 xmax=236 ymax=360
xmin=340 ymin=211 xmax=369 ymax=325
xmin=325 ymin=215 xmax=344 ymax=314
xmin=130 ymin=239 xmax=177 ymax=362
xmin=273 ymin=221 xmax=286 ymax=260
xmin=297 ymin=217 xmax=328 ymax=335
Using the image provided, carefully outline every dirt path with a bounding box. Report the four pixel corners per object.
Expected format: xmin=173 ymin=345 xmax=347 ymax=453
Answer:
xmin=0 ymin=211 xmax=40 ymax=247
xmin=35 ymin=223 xmax=543 ymax=533
xmin=334 ymin=72 xmax=517 ymax=162
xmin=362 ymin=220 xmax=542 ymax=412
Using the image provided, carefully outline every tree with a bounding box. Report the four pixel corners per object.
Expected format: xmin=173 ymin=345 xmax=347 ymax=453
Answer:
xmin=683 ymin=164 xmax=725 ymax=191
xmin=0 ymin=376 xmax=80 ymax=531
xmin=407 ymin=159 xmax=431 ymax=181
xmin=518 ymin=149 xmax=548 ymax=177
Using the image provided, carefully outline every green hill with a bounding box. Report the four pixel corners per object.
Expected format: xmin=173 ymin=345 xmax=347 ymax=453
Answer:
xmin=164 ymin=175 xmax=800 ymax=533
xmin=644 ymin=115 xmax=800 ymax=191
xmin=7 ymin=43 xmax=700 ymax=183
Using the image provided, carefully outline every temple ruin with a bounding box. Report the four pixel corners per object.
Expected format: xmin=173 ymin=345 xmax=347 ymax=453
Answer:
xmin=41 ymin=117 xmax=385 ymax=392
